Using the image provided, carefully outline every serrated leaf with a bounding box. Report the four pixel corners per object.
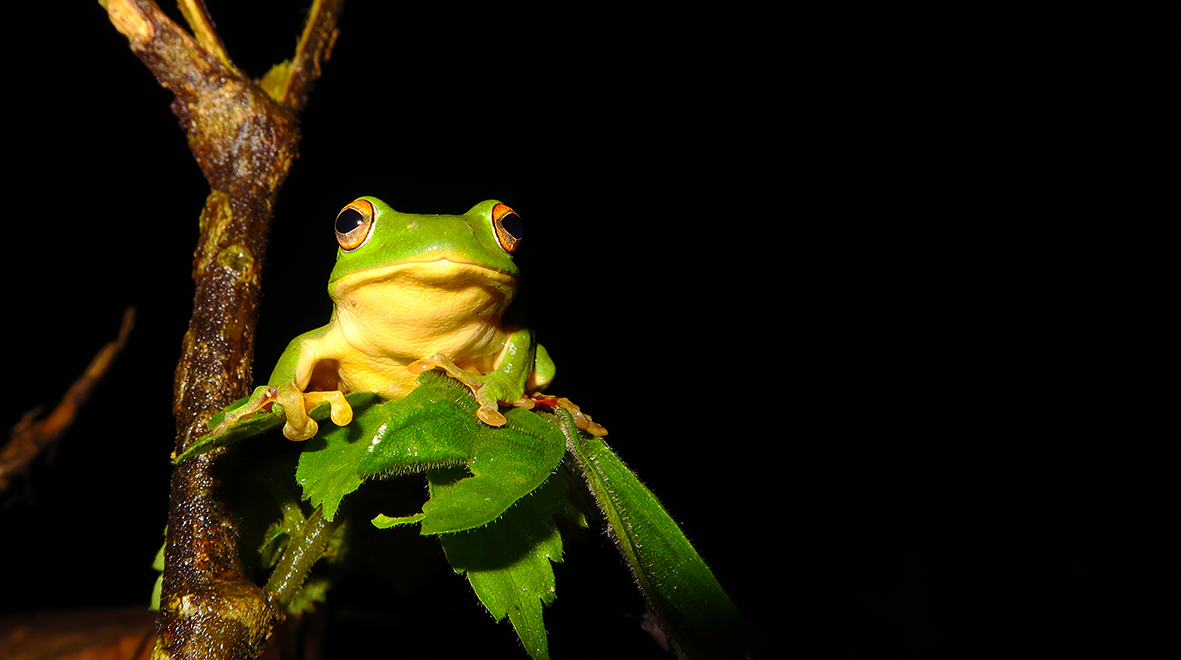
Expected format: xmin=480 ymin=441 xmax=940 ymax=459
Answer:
xmin=416 ymin=408 xmax=565 ymax=535
xmin=434 ymin=469 xmax=569 ymax=660
xmin=354 ymin=379 xmax=481 ymax=478
xmin=295 ymin=379 xmax=477 ymax=521
xmin=297 ymin=373 xmax=563 ymax=528
xmin=293 ymin=392 xmax=384 ymax=521
xmin=357 ymin=375 xmax=567 ymax=534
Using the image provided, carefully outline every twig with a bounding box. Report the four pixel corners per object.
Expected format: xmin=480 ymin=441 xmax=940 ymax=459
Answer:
xmin=0 ymin=307 xmax=135 ymax=492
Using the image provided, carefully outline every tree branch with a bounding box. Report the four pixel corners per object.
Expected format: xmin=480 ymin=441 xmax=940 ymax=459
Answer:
xmin=264 ymin=0 xmax=343 ymax=109
xmin=176 ymin=0 xmax=234 ymax=71
xmin=100 ymin=1 xmax=345 ymax=657
xmin=0 ymin=308 xmax=135 ymax=493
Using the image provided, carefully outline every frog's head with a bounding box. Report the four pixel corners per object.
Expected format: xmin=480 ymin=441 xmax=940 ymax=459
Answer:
xmin=327 ymin=197 xmax=524 ymax=315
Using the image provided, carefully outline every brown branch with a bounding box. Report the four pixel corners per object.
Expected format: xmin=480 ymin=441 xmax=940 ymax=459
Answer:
xmin=262 ymin=0 xmax=343 ymax=110
xmin=0 ymin=307 xmax=135 ymax=493
xmin=100 ymin=1 xmax=345 ymax=657
xmin=176 ymin=0 xmax=234 ymax=71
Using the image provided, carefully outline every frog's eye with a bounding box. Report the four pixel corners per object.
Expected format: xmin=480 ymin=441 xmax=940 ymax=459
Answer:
xmin=491 ymin=203 xmax=523 ymax=253
xmin=336 ymin=199 xmax=375 ymax=251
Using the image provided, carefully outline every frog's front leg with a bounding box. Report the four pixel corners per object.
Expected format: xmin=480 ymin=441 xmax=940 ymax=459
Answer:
xmin=207 ymin=383 xmax=353 ymax=442
xmin=409 ymin=327 xmax=544 ymax=427
xmin=409 ymin=354 xmax=527 ymax=426
xmin=275 ymin=385 xmax=353 ymax=441
xmin=263 ymin=329 xmax=354 ymax=441
xmin=206 ymin=384 xmax=280 ymax=438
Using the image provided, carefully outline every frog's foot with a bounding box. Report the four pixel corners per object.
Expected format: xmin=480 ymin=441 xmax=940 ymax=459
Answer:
xmin=303 ymin=391 xmax=353 ymax=427
xmin=272 ymin=385 xmax=315 ymax=441
xmin=274 ymin=387 xmax=353 ymax=442
xmin=409 ymin=354 xmax=515 ymax=427
xmin=203 ymin=385 xmax=353 ymax=442
xmin=206 ymin=386 xmax=280 ymax=438
xmin=528 ymin=394 xmax=608 ymax=437
xmin=265 ymin=384 xmax=344 ymax=441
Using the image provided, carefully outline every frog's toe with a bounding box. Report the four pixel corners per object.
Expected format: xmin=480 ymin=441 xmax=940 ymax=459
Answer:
xmin=303 ymin=390 xmax=353 ymax=427
xmin=409 ymin=354 xmax=481 ymax=389
xmin=282 ymin=417 xmax=319 ymax=442
xmin=407 ymin=358 xmax=434 ymax=375
xmin=408 ymin=355 xmax=451 ymax=376
xmin=476 ymin=406 xmax=508 ymax=427
xmin=409 ymin=354 xmax=523 ymax=428
xmin=528 ymin=395 xmax=608 ymax=436
xmin=330 ymin=401 xmax=352 ymax=427
xmin=511 ymin=396 xmax=536 ymax=410
xmin=578 ymin=416 xmax=608 ymax=437
xmin=559 ymin=398 xmax=608 ymax=436
xmin=208 ymin=386 xmax=277 ymax=436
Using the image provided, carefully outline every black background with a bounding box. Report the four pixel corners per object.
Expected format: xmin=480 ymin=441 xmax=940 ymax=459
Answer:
xmin=3 ymin=3 xmax=1175 ymax=658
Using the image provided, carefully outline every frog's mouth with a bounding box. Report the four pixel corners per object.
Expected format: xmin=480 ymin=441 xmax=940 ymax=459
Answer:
xmin=329 ymin=255 xmax=517 ymax=303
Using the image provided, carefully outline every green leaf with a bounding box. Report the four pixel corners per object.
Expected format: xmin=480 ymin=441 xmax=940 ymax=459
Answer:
xmin=358 ymin=376 xmax=567 ymax=534
xmin=173 ymin=395 xmax=284 ymax=462
xmin=293 ymin=392 xmax=384 ymax=521
xmin=415 ymin=408 xmax=565 ymax=535
xmin=174 ymin=390 xmax=371 ymax=463
xmin=151 ymin=534 xmax=165 ymax=571
xmin=296 ymin=373 xmax=564 ymax=531
xmin=371 ymin=511 xmax=427 ymax=529
xmin=149 ymin=526 xmax=166 ymax=611
xmin=432 ymin=467 xmax=573 ymax=660
xmin=286 ymin=576 xmax=330 ymax=616
xmin=150 ymin=575 xmax=163 ymax=612
xmin=296 ymin=378 xmax=480 ymax=523
xmin=559 ymin=411 xmax=749 ymax=659
xmin=354 ymin=378 xmax=482 ymax=478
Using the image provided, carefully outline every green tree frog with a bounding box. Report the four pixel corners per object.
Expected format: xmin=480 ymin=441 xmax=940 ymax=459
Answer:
xmin=217 ymin=196 xmax=607 ymax=442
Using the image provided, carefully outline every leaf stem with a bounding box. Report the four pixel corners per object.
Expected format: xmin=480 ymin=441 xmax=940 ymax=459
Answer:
xmin=265 ymin=506 xmax=339 ymax=611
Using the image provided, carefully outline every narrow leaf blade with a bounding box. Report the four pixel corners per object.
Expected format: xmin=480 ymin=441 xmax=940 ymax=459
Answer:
xmin=561 ymin=412 xmax=749 ymax=659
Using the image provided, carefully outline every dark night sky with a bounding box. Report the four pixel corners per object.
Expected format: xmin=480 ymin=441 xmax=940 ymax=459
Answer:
xmin=3 ymin=3 xmax=1174 ymax=658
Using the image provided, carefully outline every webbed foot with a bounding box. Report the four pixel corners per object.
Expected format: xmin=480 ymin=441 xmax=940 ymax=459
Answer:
xmin=206 ymin=385 xmax=279 ymax=438
xmin=527 ymin=394 xmax=608 ymax=436
xmin=409 ymin=355 xmax=607 ymax=435
xmin=207 ymin=384 xmax=353 ymax=442
xmin=275 ymin=386 xmax=353 ymax=441
xmin=409 ymin=354 xmax=520 ymax=427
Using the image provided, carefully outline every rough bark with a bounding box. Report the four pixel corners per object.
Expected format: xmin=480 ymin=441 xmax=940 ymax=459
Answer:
xmin=99 ymin=1 xmax=344 ymax=657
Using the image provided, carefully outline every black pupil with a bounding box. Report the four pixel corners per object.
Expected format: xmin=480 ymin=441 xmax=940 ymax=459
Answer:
xmin=336 ymin=208 xmax=365 ymax=235
xmin=500 ymin=213 xmax=524 ymax=240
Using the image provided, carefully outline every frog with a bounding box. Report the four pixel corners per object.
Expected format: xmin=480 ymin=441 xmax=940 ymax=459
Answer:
xmin=214 ymin=196 xmax=604 ymax=442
